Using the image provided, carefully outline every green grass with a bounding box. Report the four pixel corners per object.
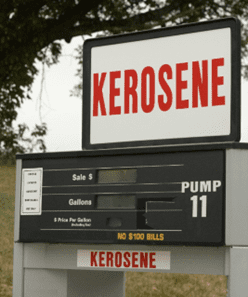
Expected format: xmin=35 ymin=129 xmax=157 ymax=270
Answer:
xmin=0 ymin=166 xmax=16 ymax=297
xmin=0 ymin=165 xmax=227 ymax=297
xmin=125 ymin=272 xmax=227 ymax=296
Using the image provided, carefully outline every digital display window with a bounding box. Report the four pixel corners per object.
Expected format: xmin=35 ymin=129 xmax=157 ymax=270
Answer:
xmin=98 ymin=169 xmax=137 ymax=184
xmin=97 ymin=195 xmax=136 ymax=209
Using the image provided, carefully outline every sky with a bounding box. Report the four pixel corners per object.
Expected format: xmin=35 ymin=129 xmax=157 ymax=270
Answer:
xmin=15 ymin=37 xmax=83 ymax=153
xmin=14 ymin=35 xmax=248 ymax=153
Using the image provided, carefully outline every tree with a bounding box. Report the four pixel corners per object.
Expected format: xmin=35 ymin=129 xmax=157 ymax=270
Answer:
xmin=1 ymin=0 xmax=248 ymax=159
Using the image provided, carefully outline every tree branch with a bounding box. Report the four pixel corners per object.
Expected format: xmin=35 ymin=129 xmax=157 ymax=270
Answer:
xmin=44 ymin=2 xmax=178 ymax=44
xmin=51 ymin=0 xmax=104 ymax=42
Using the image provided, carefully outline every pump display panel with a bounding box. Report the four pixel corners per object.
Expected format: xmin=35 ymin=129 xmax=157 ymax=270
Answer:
xmin=19 ymin=149 xmax=224 ymax=246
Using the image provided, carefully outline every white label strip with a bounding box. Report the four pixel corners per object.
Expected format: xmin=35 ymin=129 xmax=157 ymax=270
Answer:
xmin=77 ymin=250 xmax=170 ymax=270
xmin=21 ymin=168 xmax=43 ymax=215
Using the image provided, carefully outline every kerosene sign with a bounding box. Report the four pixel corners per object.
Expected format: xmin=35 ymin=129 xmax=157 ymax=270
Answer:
xmin=17 ymin=18 xmax=241 ymax=247
xmin=15 ymin=18 xmax=248 ymax=297
xmin=83 ymin=18 xmax=240 ymax=149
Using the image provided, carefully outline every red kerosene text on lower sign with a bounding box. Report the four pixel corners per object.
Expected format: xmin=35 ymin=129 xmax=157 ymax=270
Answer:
xmin=91 ymin=251 xmax=156 ymax=268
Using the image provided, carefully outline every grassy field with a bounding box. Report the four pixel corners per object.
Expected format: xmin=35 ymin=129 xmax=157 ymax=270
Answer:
xmin=125 ymin=272 xmax=227 ymax=296
xmin=0 ymin=165 xmax=227 ymax=297
xmin=0 ymin=165 xmax=15 ymax=297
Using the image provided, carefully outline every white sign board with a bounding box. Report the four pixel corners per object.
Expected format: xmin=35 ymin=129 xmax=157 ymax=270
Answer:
xmin=77 ymin=250 xmax=170 ymax=270
xmin=83 ymin=18 xmax=240 ymax=149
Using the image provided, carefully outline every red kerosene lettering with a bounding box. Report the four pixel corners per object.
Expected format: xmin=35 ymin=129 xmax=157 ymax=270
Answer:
xmin=149 ymin=252 xmax=156 ymax=268
xmin=132 ymin=252 xmax=139 ymax=268
xmin=140 ymin=252 xmax=148 ymax=268
xmin=158 ymin=64 xmax=173 ymax=112
xmin=141 ymin=66 xmax=155 ymax=113
xmin=99 ymin=251 xmax=105 ymax=267
xmin=109 ymin=71 xmax=121 ymax=115
xmin=106 ymin=251 xmax=114 ymax=267
xmin=124 ymin=69 xmax=138 ymax=114
xmin=93 ymin=73 xmax=107 ymax=116
xmin=91 ymin=252 xmax=98 ymax=266
xmin=92 ymin=58 xmax=226 ymax=117
xmin=123 ymin=252 xmax=131 ymax=268
xmin=90 ymin=251 xmax=157 ymax=268
xmin=212 ymin=58 xmax=225 ymax=106
xmin=176 ymin=62 xmax=188 ymax=109
xmin=192 ymin=60 xmax=208 ymax=107
xmin=115 ymin=252 xmax=122 ymax=268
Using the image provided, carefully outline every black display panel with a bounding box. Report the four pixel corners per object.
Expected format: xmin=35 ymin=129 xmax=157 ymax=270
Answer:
xmin=19 ymin=149 xmax=225 ymax=246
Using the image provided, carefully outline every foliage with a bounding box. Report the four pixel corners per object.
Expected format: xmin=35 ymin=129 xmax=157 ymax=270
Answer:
xmin=2 ymin=0 xmax=248 ymax=157
xmin=0 ymin=123 xmax=47 ymax=165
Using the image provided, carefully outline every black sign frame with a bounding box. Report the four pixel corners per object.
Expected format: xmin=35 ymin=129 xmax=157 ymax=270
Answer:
xmin=17 ymin=144 xmax=228 ymax=247
xmin=82 ymin=17 xmax=240 ymax=150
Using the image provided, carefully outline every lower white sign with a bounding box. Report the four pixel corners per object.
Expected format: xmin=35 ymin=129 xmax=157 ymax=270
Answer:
xmin=77 ymin=250 xmax=170 ymax=270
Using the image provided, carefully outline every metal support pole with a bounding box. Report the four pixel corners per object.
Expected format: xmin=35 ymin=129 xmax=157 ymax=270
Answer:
xmin=226 ymin=247 xmax=248 ymax=297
